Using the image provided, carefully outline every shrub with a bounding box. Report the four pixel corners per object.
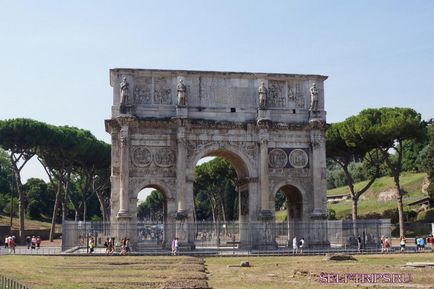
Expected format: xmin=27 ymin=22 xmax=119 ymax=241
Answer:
xmin=327 ymin=209 xmax=336 ymax=220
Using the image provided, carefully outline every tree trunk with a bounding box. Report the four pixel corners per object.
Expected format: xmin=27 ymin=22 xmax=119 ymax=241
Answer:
xmin=50 ymin=184 xmax=62 ymax=242
xmin=10 ymin=155 xmax=26 ymax=240
xmin=352 ymin=197 xmax=359 ymax=236
xmin=95 ymin=190 xmax=108 ymax=223
xmin=62 ymin=177 xmax=70 ymax=223
xmin=394 ymin=174 xmax=405 ymax=238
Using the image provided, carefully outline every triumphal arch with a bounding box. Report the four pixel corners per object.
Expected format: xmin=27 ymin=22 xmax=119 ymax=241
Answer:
xmin=105 ymin=68 xmax=329 ymax=249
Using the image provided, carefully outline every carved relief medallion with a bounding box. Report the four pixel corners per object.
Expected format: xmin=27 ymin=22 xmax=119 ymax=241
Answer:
xmin=132 ymin=147 xmax=152 ymax=167
xmin=268 ymin=148 xmax=288 ymax=168
xmin=288 ymin=149 xmax=308 ymax=168
xmin=154 ymin=148 xmax=176 ymax=167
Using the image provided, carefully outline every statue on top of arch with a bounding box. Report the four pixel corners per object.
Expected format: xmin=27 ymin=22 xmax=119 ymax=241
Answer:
xmin=177 ymin=79 xmax=187 ymax=106
xmin=258 ymin=81 xmax=267 ymax=110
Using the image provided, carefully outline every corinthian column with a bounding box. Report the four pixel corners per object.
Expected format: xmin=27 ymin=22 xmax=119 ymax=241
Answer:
xmin=117 ymin=126 xmax=130 ymax=217
xmin=176 ymin=128 xmax=187 ymax=214
xmin=310 ymin=129 xmax=327 ymax=218
xmin=259 ymin=133 xmax=270 ymax=212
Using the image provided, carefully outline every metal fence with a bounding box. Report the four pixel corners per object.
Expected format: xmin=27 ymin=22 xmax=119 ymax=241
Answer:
xmin=62 ymin=219 xmax=390 ymax=253
xmin=0 ymin=275 xmax=32 ymax=289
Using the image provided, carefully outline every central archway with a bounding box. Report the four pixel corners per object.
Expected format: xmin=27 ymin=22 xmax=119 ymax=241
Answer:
xmin=188 ymin=146 xmax=254 ymax=248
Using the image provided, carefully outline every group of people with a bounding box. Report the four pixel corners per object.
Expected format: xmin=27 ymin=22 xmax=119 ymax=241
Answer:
xmin=399 ymin=235 xmax=434 ymax=252
xmin=292 ymin=236 xmax=305 ymax=254
xmin=415 ymin=235 xmax=434 ymax=252
xmin=4 ymin=235 xmax=17 ymax=254
xmin=101 ymin=236 xmax=130 ymax=255
xmin=103 ymin=237 xmax=117 ymax=255
xmin=25 ymin=235 xmax=42 ymax=250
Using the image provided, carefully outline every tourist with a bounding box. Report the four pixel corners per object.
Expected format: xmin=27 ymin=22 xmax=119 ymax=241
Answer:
xmin=427 ymin=234 xmax=434 ymax=252
xmin=380 ymin=235 xmax=385 ymax=253
xmin=26 ymin=236 xmax=31 ymax=249
xmin=171 ymin=237 xmax=178 ymax=256
xmin=31 ymin=236 xmax=36 ymax=250
xmin=292 ymin=236 xmax=298 ymax=255
xmin=125 ymin=238 xmax=130 ymax=253
xmin=104 ymin=238 xmax=110 ymax=255
xmin=299 ymin=238 xmax=305 ymax=254
xmin=36 ymin=236 xmax=41 ymax=250
xmin=357 ymin=235 xmax=362 ymax=253
xmin=416 ymin=237 xmax=425 ymax=252
xmin=120 ymin=237 xmax=127 ymax=255
xmin=89 ymin=237 xmax=95 ymax=254
xmin=110 ymin=237 xmax=114 ymax=253
xmin=8 ymin=236 xmax=15 ymax=254
xmin=4 ymin=236 xmax=8 ymax=249
xmin=400 ymin=236 xmax=406 ymax=252
xmin=383 ymin=236 xmax=391 ymax=253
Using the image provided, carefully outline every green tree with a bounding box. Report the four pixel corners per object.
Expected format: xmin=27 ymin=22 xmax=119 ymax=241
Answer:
xmin=326 ymin=118 xmax=383 ymax=234
xmin=0 ymin=148 xmax=15 ymax=215
xmin=356 ymin=107 xmax=425 ymax=237
xmin=424 ymin=124 xmax=434 ymax=201
xmin=137 ymin=190 xmax=164 ymax=221
xmin=0 ymin=118 xmax=51 ymax=238
xmin=194 ymin=158 xmax=238 ymax=222
xmin=23 ymin=178 xmax=54 ymax=219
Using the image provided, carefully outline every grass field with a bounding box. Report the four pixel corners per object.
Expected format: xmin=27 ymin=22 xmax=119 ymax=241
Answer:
xmin=0 ymin=214 xmax=53 ymax=230
xmin=276 ymin=172 xmax=427 ymax=221
xmin=1 ymin=254 xmax=433 ymax=289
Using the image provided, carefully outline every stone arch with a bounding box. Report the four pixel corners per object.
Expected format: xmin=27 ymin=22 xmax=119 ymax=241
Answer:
xmin=131 ymin=179 xmax=173 ymax=201
xmin=272 ymin=181 xmax=306 ymax=220
xmin=188 ymin=143 xmax=256 ymax=179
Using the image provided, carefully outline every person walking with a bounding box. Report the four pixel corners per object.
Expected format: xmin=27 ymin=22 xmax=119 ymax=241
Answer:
xmin=171 ymin=238 xmax=179 ymax=256
xmin=36 ymin=236 xmax=41 ymax=250
xmin=26 ymin=236 xmax=31 ymax=249
xmin=89 ymin=237 xmax=95 ymax=254
xmin=299 ymin=238 xmax=305 ymax=254
xmin=400 ymin=236 xmax=406 ymax=252
xmin=292 ymin=236 xmax=298 ymax=255
xmin=357 ymin=235 xmax=362 ymax=253
xmin=31 ymin=236 xmax=36 ymax=250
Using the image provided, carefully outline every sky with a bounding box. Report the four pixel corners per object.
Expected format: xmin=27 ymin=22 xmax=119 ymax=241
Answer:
xmin=1 ymin=0 xmax=433 ymax=186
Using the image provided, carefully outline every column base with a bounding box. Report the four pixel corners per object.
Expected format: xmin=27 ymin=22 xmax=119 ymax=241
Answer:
xmin=311 ymin=209 xmax=327 ymax=219
xmin=116 ymin=210 xmax=131 ymax=219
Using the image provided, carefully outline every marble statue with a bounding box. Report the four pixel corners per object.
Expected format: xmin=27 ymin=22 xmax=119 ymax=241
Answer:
xmin=120 ymin=77 xmax=130 ymax=105
xmin=177 ymin=79 xmax=187 ymax=106
xmin=309 ymin=83 xmax=318 ymax=111
xmin=258 ymin=81 xmax=267 ymax=109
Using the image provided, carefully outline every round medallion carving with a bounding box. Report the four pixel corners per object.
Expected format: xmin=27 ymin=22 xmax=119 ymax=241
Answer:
xmin=154 ymin=148 xmax=176 ymax=167
xmin=268 ymin=149 xmax=288 ymax=168
xmin=289 ymin=149 xmax=308 ymax=168
xmin=132 ymin=147 xmax=152 ymax=167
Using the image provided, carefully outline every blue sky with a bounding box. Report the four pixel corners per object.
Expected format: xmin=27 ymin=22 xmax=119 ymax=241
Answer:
xmin=1 ymin=0 xmax=433 ymax=182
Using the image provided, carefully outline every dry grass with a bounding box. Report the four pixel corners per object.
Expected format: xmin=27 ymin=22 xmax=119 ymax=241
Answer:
xmin=0 ymin=255 xmax=208 ymax=289
xmin=1 ymin=254 xmax=433 ymax=289
xmin=205 ymin=253 xmax=434 ymax=289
